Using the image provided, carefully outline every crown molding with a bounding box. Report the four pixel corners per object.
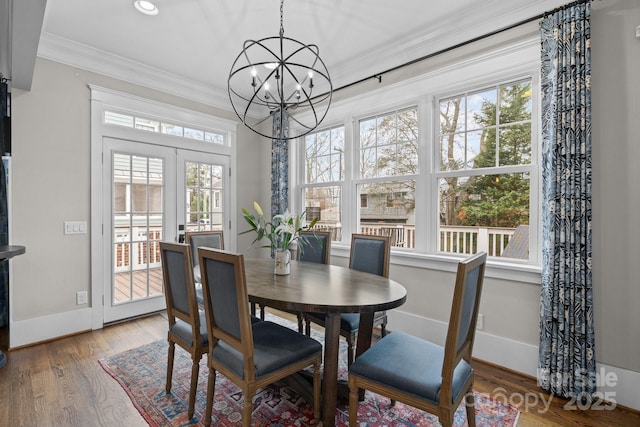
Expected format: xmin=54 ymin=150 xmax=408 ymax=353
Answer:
xmin=37 ymin=32 xmax=231 ymax=111
xmin=329 ymin=0 xmax=555 ymax=90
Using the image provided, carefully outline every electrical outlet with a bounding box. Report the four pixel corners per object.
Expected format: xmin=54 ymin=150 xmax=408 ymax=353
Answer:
xmin=76 ymin=291 xmax=88 ymax=305
xmin=476 ymin=313 xmax=484 ymax=330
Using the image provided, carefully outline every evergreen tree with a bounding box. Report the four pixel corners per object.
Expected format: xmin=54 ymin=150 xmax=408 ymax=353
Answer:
xmin=455 ymin=82 xmax=531 ymax=227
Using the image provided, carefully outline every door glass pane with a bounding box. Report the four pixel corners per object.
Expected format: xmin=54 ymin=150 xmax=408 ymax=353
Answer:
xmin=185 ymin=161 xmax=224 ymax=232
xmin=112 ymin=153 xmax=164 ymax=305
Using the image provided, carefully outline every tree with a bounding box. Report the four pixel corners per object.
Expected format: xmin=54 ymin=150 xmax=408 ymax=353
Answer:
xmin=455 ymin=82 xmax=532 ymax=227
xmin=361 ymin=108 xmax=418 ymax=214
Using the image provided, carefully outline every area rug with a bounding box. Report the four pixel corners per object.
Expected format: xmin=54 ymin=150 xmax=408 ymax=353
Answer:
xmin=99 ymin=315 xmax=519 ymax=426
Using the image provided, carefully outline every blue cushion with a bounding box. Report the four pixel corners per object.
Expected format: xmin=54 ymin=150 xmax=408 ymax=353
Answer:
xmin=189 ymin=233 xmax=223 ymax=267
xmin=212 ymin=321 xmax=322 ymax=379
xmin=307 ymin=312 xmax=360 ymax=332
xmin=170 ymin=312 xmax=208 ymax=347
xmin=299 ymin=233 xmax=328 ymax=264
xmin=351 ymin=238 xmax=386 ymax=276
xmin=349 ymin=331 xmax=472 ymax=404
xmin=195 ymin=283 xmax=260 ymax=324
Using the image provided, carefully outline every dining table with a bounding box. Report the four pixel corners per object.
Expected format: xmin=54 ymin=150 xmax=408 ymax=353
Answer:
xmin=243 ymin=258 xmax=407 ymax=427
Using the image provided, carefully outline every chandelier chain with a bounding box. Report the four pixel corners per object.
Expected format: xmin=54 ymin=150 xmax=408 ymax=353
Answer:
xmin=279 ymin=0 xmax=284 ymax=37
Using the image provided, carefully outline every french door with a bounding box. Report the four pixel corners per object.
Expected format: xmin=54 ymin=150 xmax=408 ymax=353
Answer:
xmin=102 ymin=137 xmax=229 ymax=323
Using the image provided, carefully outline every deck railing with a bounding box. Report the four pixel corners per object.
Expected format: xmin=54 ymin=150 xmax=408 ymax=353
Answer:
xmin=114 ymin=227 xmax=162 ymax=272
xmin=320 ymin=224 xmax=517 ymax=257
xmin=114 ymin=223 xmax=520 ymax=272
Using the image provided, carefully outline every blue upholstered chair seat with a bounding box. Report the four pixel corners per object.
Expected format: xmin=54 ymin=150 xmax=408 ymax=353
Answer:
xmin=170 ymin=312 xmax=208 ymax=347
xmin=307 ymin=312 xmax=360 ymax=332
xmin=349 ymin=331 xmax=472 ymax=404
xmin=212 ymin=321 xmax=322 ymax=380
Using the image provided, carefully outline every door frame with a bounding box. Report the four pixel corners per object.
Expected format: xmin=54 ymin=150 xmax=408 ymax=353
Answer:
xmin=90 ymin=86 xmax=237 ymax=330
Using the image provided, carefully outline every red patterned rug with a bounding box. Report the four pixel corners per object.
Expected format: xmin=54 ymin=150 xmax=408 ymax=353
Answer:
xmin=99 ymin=316 xmax=519 ymax=426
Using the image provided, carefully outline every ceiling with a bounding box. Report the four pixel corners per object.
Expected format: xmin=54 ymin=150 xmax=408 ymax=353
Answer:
xmin=14 ymin=0 xmax=577 ymax=110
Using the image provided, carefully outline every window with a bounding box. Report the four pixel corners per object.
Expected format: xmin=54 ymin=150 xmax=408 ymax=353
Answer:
xmin=437 ymin=79 xmax=533 ymax=260
xmin=357 ymin=108 xmax=418 ymax=248
xmin=301 ymin=126 xmax=344 ymax=241
xmin=185 ymin=162 xmax=224 ymax=229
xmin=292 ymin=44 xmax=541 ymax=274
xmin=104 ymin=110 xmax=226 ymax=145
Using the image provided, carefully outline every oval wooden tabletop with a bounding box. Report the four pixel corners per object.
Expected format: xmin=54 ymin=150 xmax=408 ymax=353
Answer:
xmin=244 ymin=258 xmax=407 ymax=314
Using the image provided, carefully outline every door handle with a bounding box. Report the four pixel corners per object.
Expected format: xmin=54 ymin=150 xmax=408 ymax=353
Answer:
xmin=178 ymin=224 xmax=185 ymax=243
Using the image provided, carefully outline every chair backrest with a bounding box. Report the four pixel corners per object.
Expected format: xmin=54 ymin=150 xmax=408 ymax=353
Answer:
xmin=299 ymin=231 xmax=331 ymax=264
xmin=441 ymin=252 xmax=487 ymax=397
xmin=159 ymin=242 xmax=201 ymax=332
xmin=185 ymin=230 xmax=224 ymax=267
xmin=349 ymin=234 xmax=390 ymax=278
xmin=198 ymin=248 xmax=256 ymax=377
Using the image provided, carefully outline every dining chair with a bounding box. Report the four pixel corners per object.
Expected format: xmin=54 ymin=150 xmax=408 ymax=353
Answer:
xmin=304 ymin=233 xmax=390 ymax=365
xmin=185 ymin=230 xmax=224 ymax=305
xmin=347 ymin=252 xmax=487 ymax=427
xmin=298 ymin=230 xmax=331 ymax=264
xmin=159 ymin=242 xmax=208 ymax=420
xmin=198 ymin=247 xmax=322 ymax=427
xmin=269 ymin=230 xmax=332 ymax=329
xmin=257 ymin=230 xmax=332 ymax=324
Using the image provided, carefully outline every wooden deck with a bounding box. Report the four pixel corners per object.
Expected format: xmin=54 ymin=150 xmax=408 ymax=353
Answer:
xmin=113 ymin=267 xmax=164 ymax=304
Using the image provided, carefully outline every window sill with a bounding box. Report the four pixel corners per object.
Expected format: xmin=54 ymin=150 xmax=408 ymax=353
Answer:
xmin=330 ymin=244 xmax=541 ymax=285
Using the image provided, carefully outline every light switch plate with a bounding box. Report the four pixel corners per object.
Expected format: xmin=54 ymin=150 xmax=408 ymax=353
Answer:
xmin=64 ymin=221 xmax=88 ymax=235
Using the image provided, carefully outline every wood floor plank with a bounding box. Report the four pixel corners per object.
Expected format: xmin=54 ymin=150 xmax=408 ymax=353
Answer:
xmin=0 ymin=310 xmax=638 ymax=426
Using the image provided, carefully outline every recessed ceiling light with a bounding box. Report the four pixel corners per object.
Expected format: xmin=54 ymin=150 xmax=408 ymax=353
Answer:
xmin=133 ymin=1 xmax=159 ymax=16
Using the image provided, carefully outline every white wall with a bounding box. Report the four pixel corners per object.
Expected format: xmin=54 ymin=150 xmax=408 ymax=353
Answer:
xmin=9 ymin=57 xmax=263 ymax=327
xmin=591 ymin=0 xmax=640 ymax=372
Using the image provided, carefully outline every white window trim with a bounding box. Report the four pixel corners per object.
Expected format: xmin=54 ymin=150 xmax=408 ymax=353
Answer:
xmin=290 ymin=37 xmax=542 ymax=285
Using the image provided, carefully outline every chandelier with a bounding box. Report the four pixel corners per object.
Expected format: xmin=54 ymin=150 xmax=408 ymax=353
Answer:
xmin=228 ymin=0 xmax=332 ymax=140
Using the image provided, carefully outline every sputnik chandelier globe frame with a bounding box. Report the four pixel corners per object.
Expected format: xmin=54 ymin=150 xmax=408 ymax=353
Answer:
xmin=227 ymin=0 xmax=332 ymax=140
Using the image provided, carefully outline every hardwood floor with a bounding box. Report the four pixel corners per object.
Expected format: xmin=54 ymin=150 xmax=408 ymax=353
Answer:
xmin=0 ymin=310 xmax=638 ymax=427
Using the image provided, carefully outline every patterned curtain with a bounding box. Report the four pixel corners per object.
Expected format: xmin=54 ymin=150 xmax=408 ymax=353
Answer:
xmin=539 ymin=1 xmax=595 ymax=399
xmin=271 ymin=110 xmax=289 ymax=255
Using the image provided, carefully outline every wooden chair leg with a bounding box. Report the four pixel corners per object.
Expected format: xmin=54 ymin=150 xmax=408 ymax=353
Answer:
xmin=297 ymin=313 xmax=304 ymax=333
xmin=313 ymin=360 xmax=321 ymax=421
xmin=166 ymin=341 xmax=175 ymax=394
xmin=438 ymin=407 xmax=455 ymax=427
xmin=187 ymin=357 xmax=199 ymax=419
xmin=347 ymin=335 xmax=355 ymax=366
xmin=242 ymin=393 xmax=253 ymax=427
xmin=348 ymin=379 xmax=359 ymax=427
xmin=304 ymin=316 xmax=311 ymax=336
xmin=466 ymin=391 xmax=477 ymax=427
xmin=204 ymin=368 xmax=216 ymax=427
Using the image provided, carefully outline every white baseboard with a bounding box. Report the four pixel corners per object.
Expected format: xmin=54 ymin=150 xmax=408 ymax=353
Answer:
xmin=594 ymin=363 xmax=640 ymax=412
xmin=9 ymin=308 xmax=93 ymax=348
xmin=387 ymin=310 xmax=640 ymax=411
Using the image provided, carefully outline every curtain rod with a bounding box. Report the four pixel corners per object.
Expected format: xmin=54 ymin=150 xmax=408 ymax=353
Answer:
xmin=326 ymin=0 xmax=592 ymax=96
